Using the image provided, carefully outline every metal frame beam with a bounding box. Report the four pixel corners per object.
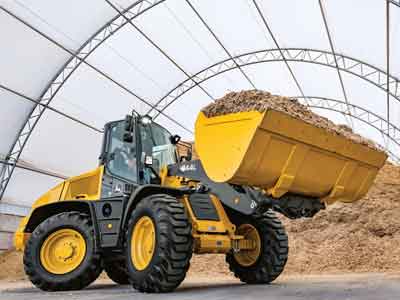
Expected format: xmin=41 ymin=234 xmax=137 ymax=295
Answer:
xmin=0 ymin=84 xmax=102 ymax=133
xmin=251 ymin=0 xmax=305 ymax=98
xmin=318 ymin=0 xmax=353 ymax=128
xmin=0 ymin=159 xmax=67 ymax=180
xmin=184 ymin=0 xmax=257 ymax=90
xmin=105 ymin=0 xmax=215 ymax=104
xmin=386 ymin=0 xmax=391 ymax=138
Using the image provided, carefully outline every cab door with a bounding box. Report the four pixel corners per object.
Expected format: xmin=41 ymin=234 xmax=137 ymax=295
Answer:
xmin=100 ymin=120 xmax=139 ymax=197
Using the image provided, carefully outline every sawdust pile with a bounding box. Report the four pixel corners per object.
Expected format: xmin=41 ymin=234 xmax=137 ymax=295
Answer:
xmin=202 ymin=90 xmax=381 ymax=151
xmin=283 ymin=162 xmax=400 ymax=274
xmin=1 ymin=164 xmax=399 ymax=281
xmin=0 ymin=250 xmax=25 ymax=281
xmin=189 ymin=163 xmax=400 ymax=277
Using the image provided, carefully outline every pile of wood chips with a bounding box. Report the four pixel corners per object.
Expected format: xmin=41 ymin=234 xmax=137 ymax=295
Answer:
xmin=202 ymin=90 xmax=382 ymax=151
xmin=188 ymin=163 xmax=400 ymax=277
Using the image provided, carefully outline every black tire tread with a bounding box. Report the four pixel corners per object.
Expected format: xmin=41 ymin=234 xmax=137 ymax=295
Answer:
xmin=103 ymin=257 xmax=129 ymax=285
xmin=125 ymin=194 xmax=192 ymax=293
xmin=23 ymin=212 xmax=102 ymax=291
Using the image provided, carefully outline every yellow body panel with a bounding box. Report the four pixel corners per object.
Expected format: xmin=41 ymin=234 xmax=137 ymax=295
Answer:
xmin=61 ymin=166 xmax=104 ymax=201
xmin=14 ymin=166 xmax=104 ymax=250
xmin=195 ymin=110 xmax=387 ymax=204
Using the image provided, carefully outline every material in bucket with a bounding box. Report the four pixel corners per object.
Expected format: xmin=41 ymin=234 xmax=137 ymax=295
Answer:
xmin=195 ymin=109 xmax=387 ymax=204
xmin=201 ymin=90 xmax=382 ymax=151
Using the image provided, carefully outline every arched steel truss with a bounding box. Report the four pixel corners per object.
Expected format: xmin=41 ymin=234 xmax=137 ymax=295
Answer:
xmin=391 ymin=0 xmax=400 ymax=7
xmin=149 ymin=48 xmax=400 ymax=117
xmin=298 ymin=96 xmax=399 ymax=162
xmin=1 ymin=0 xmax=400 ymax=199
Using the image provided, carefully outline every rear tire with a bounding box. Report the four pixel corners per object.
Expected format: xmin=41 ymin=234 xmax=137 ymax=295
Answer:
xmin=23 ymin=212 xmax=102 ymax=291
xmin=226 ymin=210 xmax=288 ymax=284
xmin=103 ymin=256 xmax=129 ymax=285
xmin=125 ymin=194 xmax=193 ymax=293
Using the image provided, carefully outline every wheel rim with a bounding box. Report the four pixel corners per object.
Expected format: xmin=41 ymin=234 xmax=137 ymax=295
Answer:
xmin=234 ymin=224 xmax=262 ymax=267
xmin=131 ymin=216 xmax=156 ymax=270
xmin=40 ymin=228 xmax=86 ymax=274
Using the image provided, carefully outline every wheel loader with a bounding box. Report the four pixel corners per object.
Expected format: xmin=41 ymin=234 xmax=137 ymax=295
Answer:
xmin=14 ymin=109 xmax=387 ymax=293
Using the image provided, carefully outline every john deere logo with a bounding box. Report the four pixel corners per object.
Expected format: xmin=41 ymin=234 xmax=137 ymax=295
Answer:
xmin=179 ymin=164 xmax=196 ymax=172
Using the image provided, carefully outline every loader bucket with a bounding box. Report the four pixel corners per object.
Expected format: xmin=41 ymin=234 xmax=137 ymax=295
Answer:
xmin=194 ymin=110 xmax=387 ymax=204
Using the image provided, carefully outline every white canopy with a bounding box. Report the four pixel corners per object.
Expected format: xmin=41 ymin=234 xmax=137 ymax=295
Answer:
xmin=0 ymin=0 xmax=399 ymax=212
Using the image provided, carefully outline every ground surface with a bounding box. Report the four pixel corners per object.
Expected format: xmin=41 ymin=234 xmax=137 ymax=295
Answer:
xmin=1 ymin=274 xmax=399 ymax=300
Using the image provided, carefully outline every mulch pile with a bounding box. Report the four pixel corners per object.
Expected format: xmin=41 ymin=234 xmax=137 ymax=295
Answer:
xmin=189 ymin=162 xmax=400 ymax=277
xmin=202 ymin=90 xmax=382 ymax=151
xmin=0 ymin=250 xmax=25 ymax=281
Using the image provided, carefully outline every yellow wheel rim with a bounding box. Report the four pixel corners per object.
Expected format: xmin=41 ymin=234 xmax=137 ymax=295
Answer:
xmin=234 ymin=224 xmax=262 ymax=267
xmin=40 ymin=228 xmax=86 ymax=275
xmin=131 ymin=216 xmax=156 ymax=271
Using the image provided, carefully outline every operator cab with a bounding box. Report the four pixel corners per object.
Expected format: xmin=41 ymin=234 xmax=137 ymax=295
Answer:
xmin=100 ymin=115 xmax=180 ymax=197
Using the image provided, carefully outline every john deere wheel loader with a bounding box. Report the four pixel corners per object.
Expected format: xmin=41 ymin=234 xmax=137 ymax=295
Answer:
xmin=14 ymin=109 xmax=387 ymax=293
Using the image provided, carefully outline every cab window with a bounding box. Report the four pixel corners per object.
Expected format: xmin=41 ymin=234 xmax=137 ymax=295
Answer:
xmin=107 ymin=122 xmax=137 ymax=182
xmin=140 ymin=122 xmax=177 ymax=174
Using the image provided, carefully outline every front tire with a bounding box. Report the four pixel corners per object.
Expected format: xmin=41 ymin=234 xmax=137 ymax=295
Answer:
xmin=23 ymin=212 xmax=102 ymax=291
xmin=103 ymin=256 xmax=129 ymax=284
xmin=125 ymin=194 xmax=193 ymax=293
xmin=226 ymin=210 xmax=288 ymax=284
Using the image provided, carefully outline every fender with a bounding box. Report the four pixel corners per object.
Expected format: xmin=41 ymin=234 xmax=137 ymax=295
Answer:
xmin=15 ymin=200 xmax=99 ymax=251
xmin=121 ymin=184 xmax=184 ymax=230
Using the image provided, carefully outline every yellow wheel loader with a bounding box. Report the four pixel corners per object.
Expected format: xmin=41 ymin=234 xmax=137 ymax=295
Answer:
xmin=14 ymin=109 xmax=387 ymax=293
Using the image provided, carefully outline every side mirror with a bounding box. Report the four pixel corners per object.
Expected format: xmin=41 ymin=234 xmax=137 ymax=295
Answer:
xmin=170 ymin=134 xmax=181 ymax=145
xmin=123 ymin=114 xmax=135 ymax=143
xmin=124 ymin=115 xmax=134 ymax=132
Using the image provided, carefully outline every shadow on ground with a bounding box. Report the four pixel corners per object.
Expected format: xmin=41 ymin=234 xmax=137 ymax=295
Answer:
xmin=1 ymin=274 xmax=400 ymax=300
